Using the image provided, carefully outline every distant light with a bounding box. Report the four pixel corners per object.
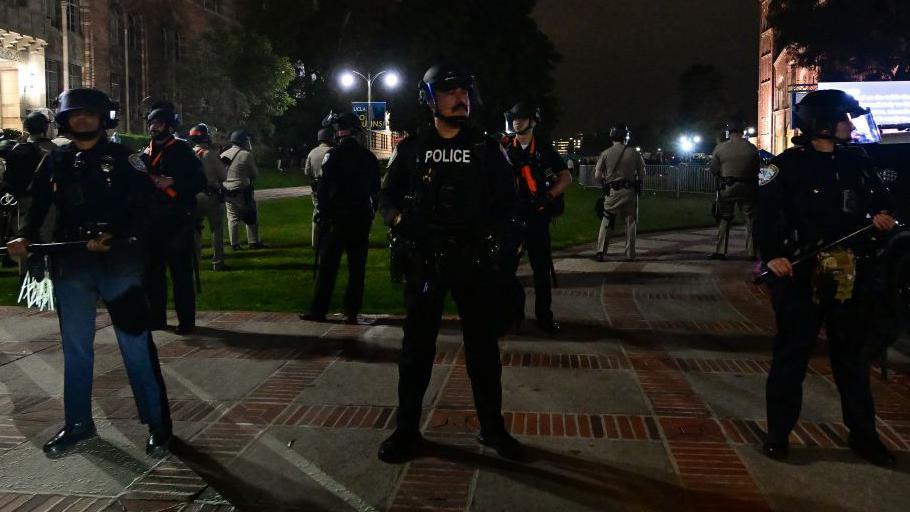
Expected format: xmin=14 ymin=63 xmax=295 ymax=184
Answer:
xmin=657 ymin=147 xmax=662 ymax=151
xmin=383 ymin=72 xmax=400 ymax=88
xmin=747 ymin=126 xmax=756 ymax=135
xmin=693 ymin=135 xmax=702 ymax=144
xmin=340 ymin=72 xmax=356 ymax=88
xmin=635 ymin=146 xmax=641 ymax=151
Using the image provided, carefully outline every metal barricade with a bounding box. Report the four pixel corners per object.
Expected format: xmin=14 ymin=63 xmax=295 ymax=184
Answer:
xmin=578 ymin=163 xmax=714 ymax=198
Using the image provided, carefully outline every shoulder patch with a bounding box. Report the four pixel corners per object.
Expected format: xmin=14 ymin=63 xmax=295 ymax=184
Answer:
xmin=128 ymin=153 xmax=148 ymax=172
xmin=758 ymin=164 xmax=780 ymax=186
xmin=387 ymin=145 xmax=399 ymax=168
xmin=321 ymin=151 xmax=331 ymax=166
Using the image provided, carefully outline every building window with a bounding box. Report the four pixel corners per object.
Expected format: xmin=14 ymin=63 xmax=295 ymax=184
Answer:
xmin=44 ymin=0 xmax=61 ymax=29
xmin=46 ymin=59 xmax=61 ymax=106
xmin=110 ymin=9 xmax=123 ymax=46
xmin=66 ymin=0 xmax=81 ymax=34
xmin=110 ymin=73 xmax=122 ymax=103
xmin=69 ymin=64 xmax=82 ymax=89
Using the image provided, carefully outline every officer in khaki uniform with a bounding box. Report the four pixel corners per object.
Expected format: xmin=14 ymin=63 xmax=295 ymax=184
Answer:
xmin=709 ymin=120 xmax=760 ymax=259
xmin=304 ymin=128 xmax=334 ymax=248
xmin=594 ymin=124 xmax=644 ymax=261
xmin=188 ymin=124 xmax=228 ymax=271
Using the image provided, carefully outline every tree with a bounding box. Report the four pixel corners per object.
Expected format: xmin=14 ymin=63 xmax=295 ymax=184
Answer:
xmin=677 ymin=64 xmax=731 ymax=141
xmin=175 ymin=29 xmax=295 ymax=141
xmin=768 ymin=0 xmax=910 ymax=81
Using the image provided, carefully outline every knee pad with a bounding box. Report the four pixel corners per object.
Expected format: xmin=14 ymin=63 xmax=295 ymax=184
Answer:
xmin=106 ymin=285 xmax=151 ymax=335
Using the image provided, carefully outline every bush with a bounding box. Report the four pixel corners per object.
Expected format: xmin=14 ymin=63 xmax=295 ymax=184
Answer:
xmin=113 ymin=132 xmax=149 ymax=152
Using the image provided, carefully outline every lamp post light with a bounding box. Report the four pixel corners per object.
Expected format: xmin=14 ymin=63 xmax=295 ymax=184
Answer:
xmin=677 ymin=134 xmax=700 ymax=162
xmin=339 ymin=69 xmax=400 ymax=133
xmin=746 ymin=126 xmax=757 ymax=136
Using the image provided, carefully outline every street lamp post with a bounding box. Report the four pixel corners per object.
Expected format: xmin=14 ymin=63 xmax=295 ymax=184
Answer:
xmin=340 ymin=69 xmax=400 ymax=138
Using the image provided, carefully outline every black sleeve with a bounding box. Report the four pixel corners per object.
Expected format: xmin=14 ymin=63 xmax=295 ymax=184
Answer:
xmin=859 ymin=158 xmax=897 ymax=216
xmin=369 ymin=153 xmax=381 ymax=206
xmin=487 ymin=140 xmax=517 ymax=230
xmin=111 ymin=149 xmax=157 ymax=239
xmin=172 ymin=143 xmax=205 ymax=200
xmin=379 ymin=138 xmax=415 ymax=227
xmin=754 ymin=156 xmax=790 ymax=262
xmin=542 ymin=142 xmax=568 ymax=173
xmin=17 ymin=154 xmax=54 ymax=241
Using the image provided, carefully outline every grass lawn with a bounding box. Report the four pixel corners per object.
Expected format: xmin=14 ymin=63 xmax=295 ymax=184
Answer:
xmin=0 ymin=187 xmax=714 ymax=313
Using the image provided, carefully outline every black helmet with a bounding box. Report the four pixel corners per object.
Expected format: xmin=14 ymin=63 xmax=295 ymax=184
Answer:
xmin=23 ymin=111 xmax=50 ymax=135
xmin=610 ymin=124 xmax=631 ymax=144
xmin=505 ymin=102 xmax=541 ymax=123
xmin=317 ymin=128 xmax=334 ymax=143
xmin=726 ymin=118 xmax=746 ymax=135
xmin=146 ymin=101 xmax=181 ymax=128
xmin=418 ymin=62 xmax=482 ymax=122
xmin=229 ymin=129 xmax=252 ymax=147
xmin=794 ymin=89 xmax=867 ymax=139
xmin=187 ymin=123 xmax=211 ymax=144
xmin=54 ymin=88 xmax=119 ymax=131
xmin=321 ymin=111 xmax=361 ymax=135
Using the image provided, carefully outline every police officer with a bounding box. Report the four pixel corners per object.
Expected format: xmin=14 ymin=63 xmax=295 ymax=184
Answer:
xmin=708 ymin=119 xmax=760 ymax=260
xmin=2 ymin=112 xmax=57 ymax=248
xmin=501 ymin=102 xmax=572 ymax=333
xmin=143 ymin=102 xmax=205 ymax=335
xmin=221 ymin=130 xmax=266 ymax=250
xmin=304 ymin=127 xmax=334 ymax=248
xmin=756 ymin=90 xmax=897 ymax=467
xmin=377 ymin=62 xmax=524 ymax=463
xmin=188 ymin=123 xmax=228 ymax=271
xmin=299 ymin=113 xmax=379 ymax=324
xmin=6 ymin=88 xmax=172 ymax=458
xmin=594 ymin=125 xmax=645 ymax=261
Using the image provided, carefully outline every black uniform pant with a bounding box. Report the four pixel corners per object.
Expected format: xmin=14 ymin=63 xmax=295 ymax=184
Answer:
xmin=309 ymin=217 xmax=372 ymax=317
xmin=396 ymin=259 xmax=505 ymax=434
xmin=146 ymin=224 xmax=196 ymax=328
xmin=502 ymin=214 xmax=554 ymax=322
xmin=765 ymin=276 xmax=878 ymax=443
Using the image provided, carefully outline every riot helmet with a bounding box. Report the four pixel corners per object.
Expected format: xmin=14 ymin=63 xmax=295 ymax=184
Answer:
xmin=23 ymin=111 xmax=50 ymax=135
xmin=54 ymin=88 xmax=119 ymax=140
xmin=418 ymin=62 xmax=481 ymax=125
xmin=504 ymin=102 xmax=541 ymax=135
xmin=229 ymin=129 xmax=252 ymax=149
xmin=610 ymin=124 xmax=631 ymax=144
xmin=321 ymin=111 xmax=361 ymax=138
xmin=794 ymin=89 xmax=878 ymax=143
xmin=146 ymin=101 xmax=180 ymax=141
xmin=317 ymin=127 xmax=334 ymax=144
xmin=188 ymin=123 xmax=211 ymax=144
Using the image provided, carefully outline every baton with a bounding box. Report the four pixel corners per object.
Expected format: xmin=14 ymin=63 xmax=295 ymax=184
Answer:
xmin=753 ymin=223 xmax=881 ymax=284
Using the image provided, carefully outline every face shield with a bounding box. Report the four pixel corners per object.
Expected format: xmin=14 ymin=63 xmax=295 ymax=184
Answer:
xmin=848 ymin=109 xmax=882 ymax=144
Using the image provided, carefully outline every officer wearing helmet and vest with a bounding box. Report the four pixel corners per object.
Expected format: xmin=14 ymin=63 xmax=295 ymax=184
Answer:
xmin=5 ymin=88 xmax=173 ymax=458
xmin=188 ymin=123 xmax=228 ymax=271
xmin=708 ymin=119 xmax=760 ymax=260
xmin=304 ymin=127 xmax=335 ymax=248
xmin=501 ymin=102 xmax=572 ymax=333
xmin=594 ymin=124 xmax=645 ymax=261
xmin=143 ymin=102 xmax=205 ymax=335
xmin=299 ymin=112 xmax=379 ymax=324
xmin=377 ymin=62 xmax=523 ymax=463
xmin=756 ymin=89 xmax=898 ymax=467
xmin=2 ymin=111 xmax=57 ymax=248
xmin=221 ymin=129 xmax=266 ymax=250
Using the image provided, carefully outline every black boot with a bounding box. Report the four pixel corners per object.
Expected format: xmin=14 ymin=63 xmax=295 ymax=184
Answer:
xmin=378 ymin=429 xmax=423 ymax=464
xmin=848 ymin=434 xmax=896 ymax=468
xmin=146 ymin=428 xmax=173 ymax=458
xmin=43 ymin=422 xmax=97 ymax=459
xmin=761 ymin=439 xmax=789 ymax=461
xmin=478 ymin=429 xmax=527 ymax=462
xmin=536 ymin=319 xmax=560 ymax=334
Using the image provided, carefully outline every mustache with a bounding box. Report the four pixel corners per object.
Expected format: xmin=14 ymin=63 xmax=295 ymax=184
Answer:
xmin=452 ymin=103 xmax=468 ymax=112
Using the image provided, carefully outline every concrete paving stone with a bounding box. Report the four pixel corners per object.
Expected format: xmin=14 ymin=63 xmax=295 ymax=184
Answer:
xmin=294 ymin=361 xmax=446 ymax=407
xmin=498 ymin=340 xmax=626 ymax=359
xmin=737 ymin=445 xmax=910 ymax=512
xmin=502 ymin=368 xmax=650 ymax=415
xmin=0 ymin=317 xmax=61 ymax=343
xmin=153 ymin=358 xmax=286 ymax=401
xmin=0 ymin=420 xmax=155 ymax=496
xmin=471 ymin=437 xmax=682 ymax=512
xmin=220 ymin=426 xmax=401 ymax=511
xmin=647 ymin=233 xmax=711 ymax=242
xmin=553 ymin=258 xmax=623 ymax=274
xmin=0 ymin=351 xmax=125 ymax=396
xmin=685 ymin=373 xmax=847 ymax=424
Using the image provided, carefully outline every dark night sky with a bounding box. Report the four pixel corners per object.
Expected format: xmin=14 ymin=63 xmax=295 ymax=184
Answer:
xmin=533 ymin=0 xmax=759 ymax=138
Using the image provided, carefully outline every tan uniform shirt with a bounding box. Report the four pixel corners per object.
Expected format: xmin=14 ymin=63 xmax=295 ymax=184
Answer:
xmin=304 ymin=144 xmax=331 ymax=180
xmin=220 ymin=145 xmax=259 ymax=191
xmin=594 ymin=143 xmax=645 ymax=183
xmin=709 ymin=137 xmax=760 ymax=179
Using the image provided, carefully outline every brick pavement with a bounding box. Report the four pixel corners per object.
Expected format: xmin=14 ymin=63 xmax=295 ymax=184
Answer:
xmin=0 ymin=227 xmax=908 ymax=511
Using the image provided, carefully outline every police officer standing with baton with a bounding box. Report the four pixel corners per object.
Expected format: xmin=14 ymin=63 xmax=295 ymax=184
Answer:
xmin=6 ymin=89 xmax=173 ymax=458
xmin=377 ymin=62 xmax=523 ymax=463
xmin=756 ymin=90 xmax=898 ymax=467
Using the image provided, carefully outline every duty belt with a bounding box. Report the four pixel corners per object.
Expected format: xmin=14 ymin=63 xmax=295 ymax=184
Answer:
xmin=607 ymin=179 xmax=637 ymax=191
xmin=719 ymin=176 xmax=757 ymax=187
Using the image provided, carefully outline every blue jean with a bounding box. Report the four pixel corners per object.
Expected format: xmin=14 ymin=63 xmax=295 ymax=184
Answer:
xmin=54 ymin=255 xmax=171 ymax=430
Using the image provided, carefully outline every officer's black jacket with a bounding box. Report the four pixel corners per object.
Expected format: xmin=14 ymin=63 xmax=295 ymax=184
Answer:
xmin=2 ymin=139 xmax=51 ymax=197
xmin=316 ymin=136 xmax=380 ymax=221
xmin=145 ymin=136 xmax=205 ymax=218
xmin=20 ymin=138 xmax=156 ymax=243
xmin=505 ymin=135 xmax=566 ymax=217
xmin=755 ymin=145 xmax=896 ymax=263
xmin=379 ymin=126 xmax=515 ymax=238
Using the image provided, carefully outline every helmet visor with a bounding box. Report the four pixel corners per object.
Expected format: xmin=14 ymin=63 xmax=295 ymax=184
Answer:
xmin=848 ymin=110 xmax=882 ymax=144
